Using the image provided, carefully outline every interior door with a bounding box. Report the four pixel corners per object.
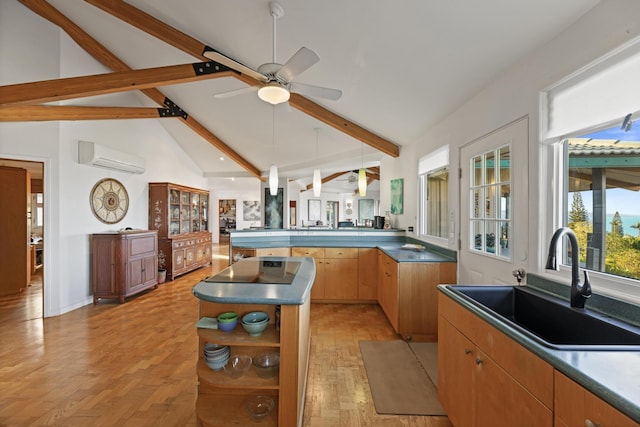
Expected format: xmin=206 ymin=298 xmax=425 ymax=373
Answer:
xmin=459 ymin=117 xmax=529 ymax=285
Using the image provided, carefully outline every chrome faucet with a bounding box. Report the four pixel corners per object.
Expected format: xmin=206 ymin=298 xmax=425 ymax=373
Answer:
xmin=545 ymin=227 xmax=592 ymax=308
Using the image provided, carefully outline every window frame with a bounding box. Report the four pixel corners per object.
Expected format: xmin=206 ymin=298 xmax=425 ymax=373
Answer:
xmin=418 ymin=146 xmax=450 ymax=243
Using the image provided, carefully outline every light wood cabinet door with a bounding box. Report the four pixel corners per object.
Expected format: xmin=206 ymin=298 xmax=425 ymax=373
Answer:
xmin=474 ymin=347 xmax=552 ymax=427
xmin=292 ymin=247 xmax=326 ymax=300
xmin=358 ymin=248 xmax=378 ymax=300
xmin=438 ymin=316 xmax=475 ymax=427
xmin=324 ymin=258 xmax=358 ymax=300
xmin=377 ymin=252 xmax=399 ymax=330
xmin=555 ymin=371 xmax=637 ymax=427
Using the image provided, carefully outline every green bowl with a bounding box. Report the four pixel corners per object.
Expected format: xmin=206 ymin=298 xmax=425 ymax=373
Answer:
xmin=217 ymin=312 xmax=238 ymax=323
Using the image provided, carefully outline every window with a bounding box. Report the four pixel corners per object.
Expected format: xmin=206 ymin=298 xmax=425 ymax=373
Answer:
xmin=562 ymin=129 xmax=640 ymax=281
xmin=419 ymin=146 xmax=449 ymax=239
xmin=469 ymin=146 xmax=511 ymax=258
xmin=544 ymin=36 xmax=640 ymax=300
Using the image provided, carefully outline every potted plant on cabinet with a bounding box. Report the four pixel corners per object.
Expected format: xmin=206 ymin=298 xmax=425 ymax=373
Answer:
xmin=158 ymin=250 xmax=167 ymax=284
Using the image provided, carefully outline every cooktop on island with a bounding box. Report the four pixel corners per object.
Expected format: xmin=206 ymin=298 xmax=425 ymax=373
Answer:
xmin=205 ymin=259 xmax=301 ymax=285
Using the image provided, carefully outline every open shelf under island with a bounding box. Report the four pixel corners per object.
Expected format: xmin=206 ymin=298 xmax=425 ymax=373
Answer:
xmin=192 ymin=256 xmax=315 ymax=427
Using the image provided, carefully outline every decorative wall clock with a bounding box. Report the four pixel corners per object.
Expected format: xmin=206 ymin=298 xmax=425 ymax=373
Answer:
xmin=90 ymin=178 xmax=129 ymax=224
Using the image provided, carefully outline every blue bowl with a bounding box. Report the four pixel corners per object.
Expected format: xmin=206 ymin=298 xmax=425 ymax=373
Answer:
xmin=218 ymin=319 xmax=237 ymax=332
xmin=242 ymin=311 xmax=269 ymax=325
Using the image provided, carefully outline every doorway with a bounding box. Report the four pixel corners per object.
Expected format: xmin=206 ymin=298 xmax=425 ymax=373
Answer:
xmin=219 ymin=199 xmax=236 ymax=243
xmin=326 ymin=201 xmax=339 ymax=228
xmin=458 ymin=118 xmax=528 ymax=285
xmin=0 ymin=158 xmax=45 ymax=320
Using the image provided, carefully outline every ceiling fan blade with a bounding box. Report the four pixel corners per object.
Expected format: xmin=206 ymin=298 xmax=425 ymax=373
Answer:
xmin=203 ymin=47 xmax=268 ymax=83
xmin=290 ymin=82 xmax=342 ymax=101
xmin=214 ymin=86 xmax=258 ymax=99
xmin=276 ymin=47 xmax=320 ymax=83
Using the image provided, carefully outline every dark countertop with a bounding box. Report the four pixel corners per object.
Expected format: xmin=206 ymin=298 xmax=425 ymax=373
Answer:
xmin=438 ymin=284 xmax=640 ymax=423
xmin=192 ymin=256 xmax=315 ymax=305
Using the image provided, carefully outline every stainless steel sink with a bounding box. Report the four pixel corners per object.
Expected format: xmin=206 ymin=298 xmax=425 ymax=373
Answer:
xmin=446 ymin=285 xmax=640 ymax=351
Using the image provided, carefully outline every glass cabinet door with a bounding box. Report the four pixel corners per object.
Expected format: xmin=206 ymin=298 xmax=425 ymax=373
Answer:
xmin=180 ymin=191 xmax=191 ymax=233
xmin=201 ymin=195 xmax=208 ymax=231
xmin=192 ymin=193 xmax=200 ymax=232
xmin=169 ymin=189 xmax=180 ymax=235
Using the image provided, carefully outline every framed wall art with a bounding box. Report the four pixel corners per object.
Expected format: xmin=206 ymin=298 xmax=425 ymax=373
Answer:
xmin=264 ymin=188 xmax=284 ymax=229
xmin=390 ymin=178 xmax=404 ymax=214
xmin=308 ymin=199 xmax=321 ymax=222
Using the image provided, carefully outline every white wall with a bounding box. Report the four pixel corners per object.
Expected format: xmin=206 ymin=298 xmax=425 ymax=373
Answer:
xmin=0 ymin=2 xmax=209 ymax=316
xmin=381 ymin=0 xmax=640 ymax=285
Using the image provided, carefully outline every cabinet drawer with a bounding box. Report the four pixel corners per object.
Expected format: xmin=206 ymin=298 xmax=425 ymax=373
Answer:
xmin=325 ymin=247 xmax=358 ymax=258
xmin=128 ymin=235 xmax=156 ymax=256
xmin=292 ymin=247 xmax=325 ymax=259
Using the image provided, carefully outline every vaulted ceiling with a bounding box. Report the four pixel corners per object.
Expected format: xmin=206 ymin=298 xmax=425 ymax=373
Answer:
xmin=2 ymin=0 xmax=600 ymax=190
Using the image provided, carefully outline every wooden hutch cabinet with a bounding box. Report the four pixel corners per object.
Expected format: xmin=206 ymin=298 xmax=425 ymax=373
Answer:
xmin=91 ymin=231 xmax=158 ymax=304
xmin=148 ymin=182 xmax=212 ymax=280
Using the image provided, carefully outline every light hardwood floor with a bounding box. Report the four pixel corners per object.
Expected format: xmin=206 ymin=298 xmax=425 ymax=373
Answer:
xmin=0 ymin=245 xmax=452 ymax=427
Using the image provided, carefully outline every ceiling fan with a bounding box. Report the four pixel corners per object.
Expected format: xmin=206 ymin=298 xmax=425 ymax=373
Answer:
xmin=204 ymin=2 xmax=342 ymax=105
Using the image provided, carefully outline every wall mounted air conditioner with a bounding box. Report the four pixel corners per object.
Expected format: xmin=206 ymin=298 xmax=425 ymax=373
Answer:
xmin=78 ymin=140 xmax=146 ymax=174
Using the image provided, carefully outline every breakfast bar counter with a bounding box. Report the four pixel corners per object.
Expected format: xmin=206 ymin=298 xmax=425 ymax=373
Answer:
xmin=192 ymin=257 xmax=315 ymax=427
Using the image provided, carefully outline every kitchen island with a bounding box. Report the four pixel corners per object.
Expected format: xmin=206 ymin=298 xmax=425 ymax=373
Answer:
xmin=192 ymin=256 xmax=315 ymax=427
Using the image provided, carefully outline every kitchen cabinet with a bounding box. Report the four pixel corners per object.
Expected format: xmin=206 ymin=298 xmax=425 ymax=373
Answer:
xmin=379 ymin=251 xmax=457 ymax=341
xmin=358 ymin=248 xmax=378 ymax=301
xmin=291 ymin=247 xmax=325 ymax=299
xmin=195 ymin=298 xmax=310 ymax=426
xmin=438 ymin=292 xmax=554 ymax=426
xmin=0 ymin=166 xmax=31 ymax=296
xmin=324 ymin=248 xmax=359 ymax=301
xmin=148 ymin=182 xmax=212 ymax=280
xmin=291 ymin=247 xmax=358 ymax=301
xmin=91 ymin=231 xmax=158 ymax=304
xmin=377 ymin=251 xmax=399 ymax=330
xmin=554 ymin=371 xmax=637 ymax=427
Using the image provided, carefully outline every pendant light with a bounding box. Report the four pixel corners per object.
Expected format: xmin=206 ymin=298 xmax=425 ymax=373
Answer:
xmin=312 ymin=128 xmax=321 ymax=197
xmin=269 ymin=107 xmax=279 ymax=196
xmin=358 ymin=143 xmax=367 ymax=196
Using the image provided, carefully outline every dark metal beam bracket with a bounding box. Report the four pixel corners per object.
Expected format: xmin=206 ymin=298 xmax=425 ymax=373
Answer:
xmin=158 ymin=98 xmax=188 ymax=119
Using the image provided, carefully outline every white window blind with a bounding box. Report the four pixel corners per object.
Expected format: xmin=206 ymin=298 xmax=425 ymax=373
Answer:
xmin=546 ymin=37 xmax=640 ymax=138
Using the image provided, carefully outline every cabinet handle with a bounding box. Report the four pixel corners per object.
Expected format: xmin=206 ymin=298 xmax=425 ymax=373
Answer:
xmin=475 ymin=358 xmax=483 ymax=365
xmin=585 ymin=420 xmax=600 ymax=427
xmin=464 ymin=349 xmax=472 ymax=355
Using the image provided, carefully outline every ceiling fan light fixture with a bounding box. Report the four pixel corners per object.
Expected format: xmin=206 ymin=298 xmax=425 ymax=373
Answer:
xmin=313 ymin=168 xmax=322 ymax=197
xmin=258 ymin=84 xmax=290 ymax=105
xmin=358 ymin=168 xmax=367 ymax=197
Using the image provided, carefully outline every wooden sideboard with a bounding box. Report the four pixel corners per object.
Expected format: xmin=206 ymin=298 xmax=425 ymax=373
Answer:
xmin=91 ymin=231 xmax=158 ymax=304
xmin=148 ymin=182 xmax=212 ymax=280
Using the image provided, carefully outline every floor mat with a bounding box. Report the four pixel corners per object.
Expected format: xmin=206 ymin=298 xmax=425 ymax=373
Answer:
xmin=359 ymin=340 xmax=446 ymax=416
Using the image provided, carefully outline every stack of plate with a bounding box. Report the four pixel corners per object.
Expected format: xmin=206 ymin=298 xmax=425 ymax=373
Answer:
xmin=203 ymin=343 xmax=230 ymax=371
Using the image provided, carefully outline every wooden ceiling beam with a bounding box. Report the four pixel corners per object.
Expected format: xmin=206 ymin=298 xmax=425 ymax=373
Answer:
xmin=0 ymin=63 xmax=234 ymax=107
xmin=290 ymin=94 xmax=399 ymax=158
xmin=0 ymin=105 xmax=179 ymax=121
xmin=83 ymin=0 xmax=400 ymax=158
xmin=18 ymin=0 xmax=263 ymax=180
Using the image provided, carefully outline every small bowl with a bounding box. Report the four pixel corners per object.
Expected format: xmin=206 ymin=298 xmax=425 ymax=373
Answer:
xmin=217 ymin=312 xmax=238 ymax=323
xmin=224 ymin=354 xmax=252 ymax=379
xmin=246 ymin=395 xmax=275 ymax=419
xmin=253 ymin=351 xmax=280 ymax=378
xmin=241 ymin=320 xmax=268 ymax=336
xmin=242 ymin=311 xmax=269 ymax=325
xmin=218 ymin=318 xmax=238 ymax=332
